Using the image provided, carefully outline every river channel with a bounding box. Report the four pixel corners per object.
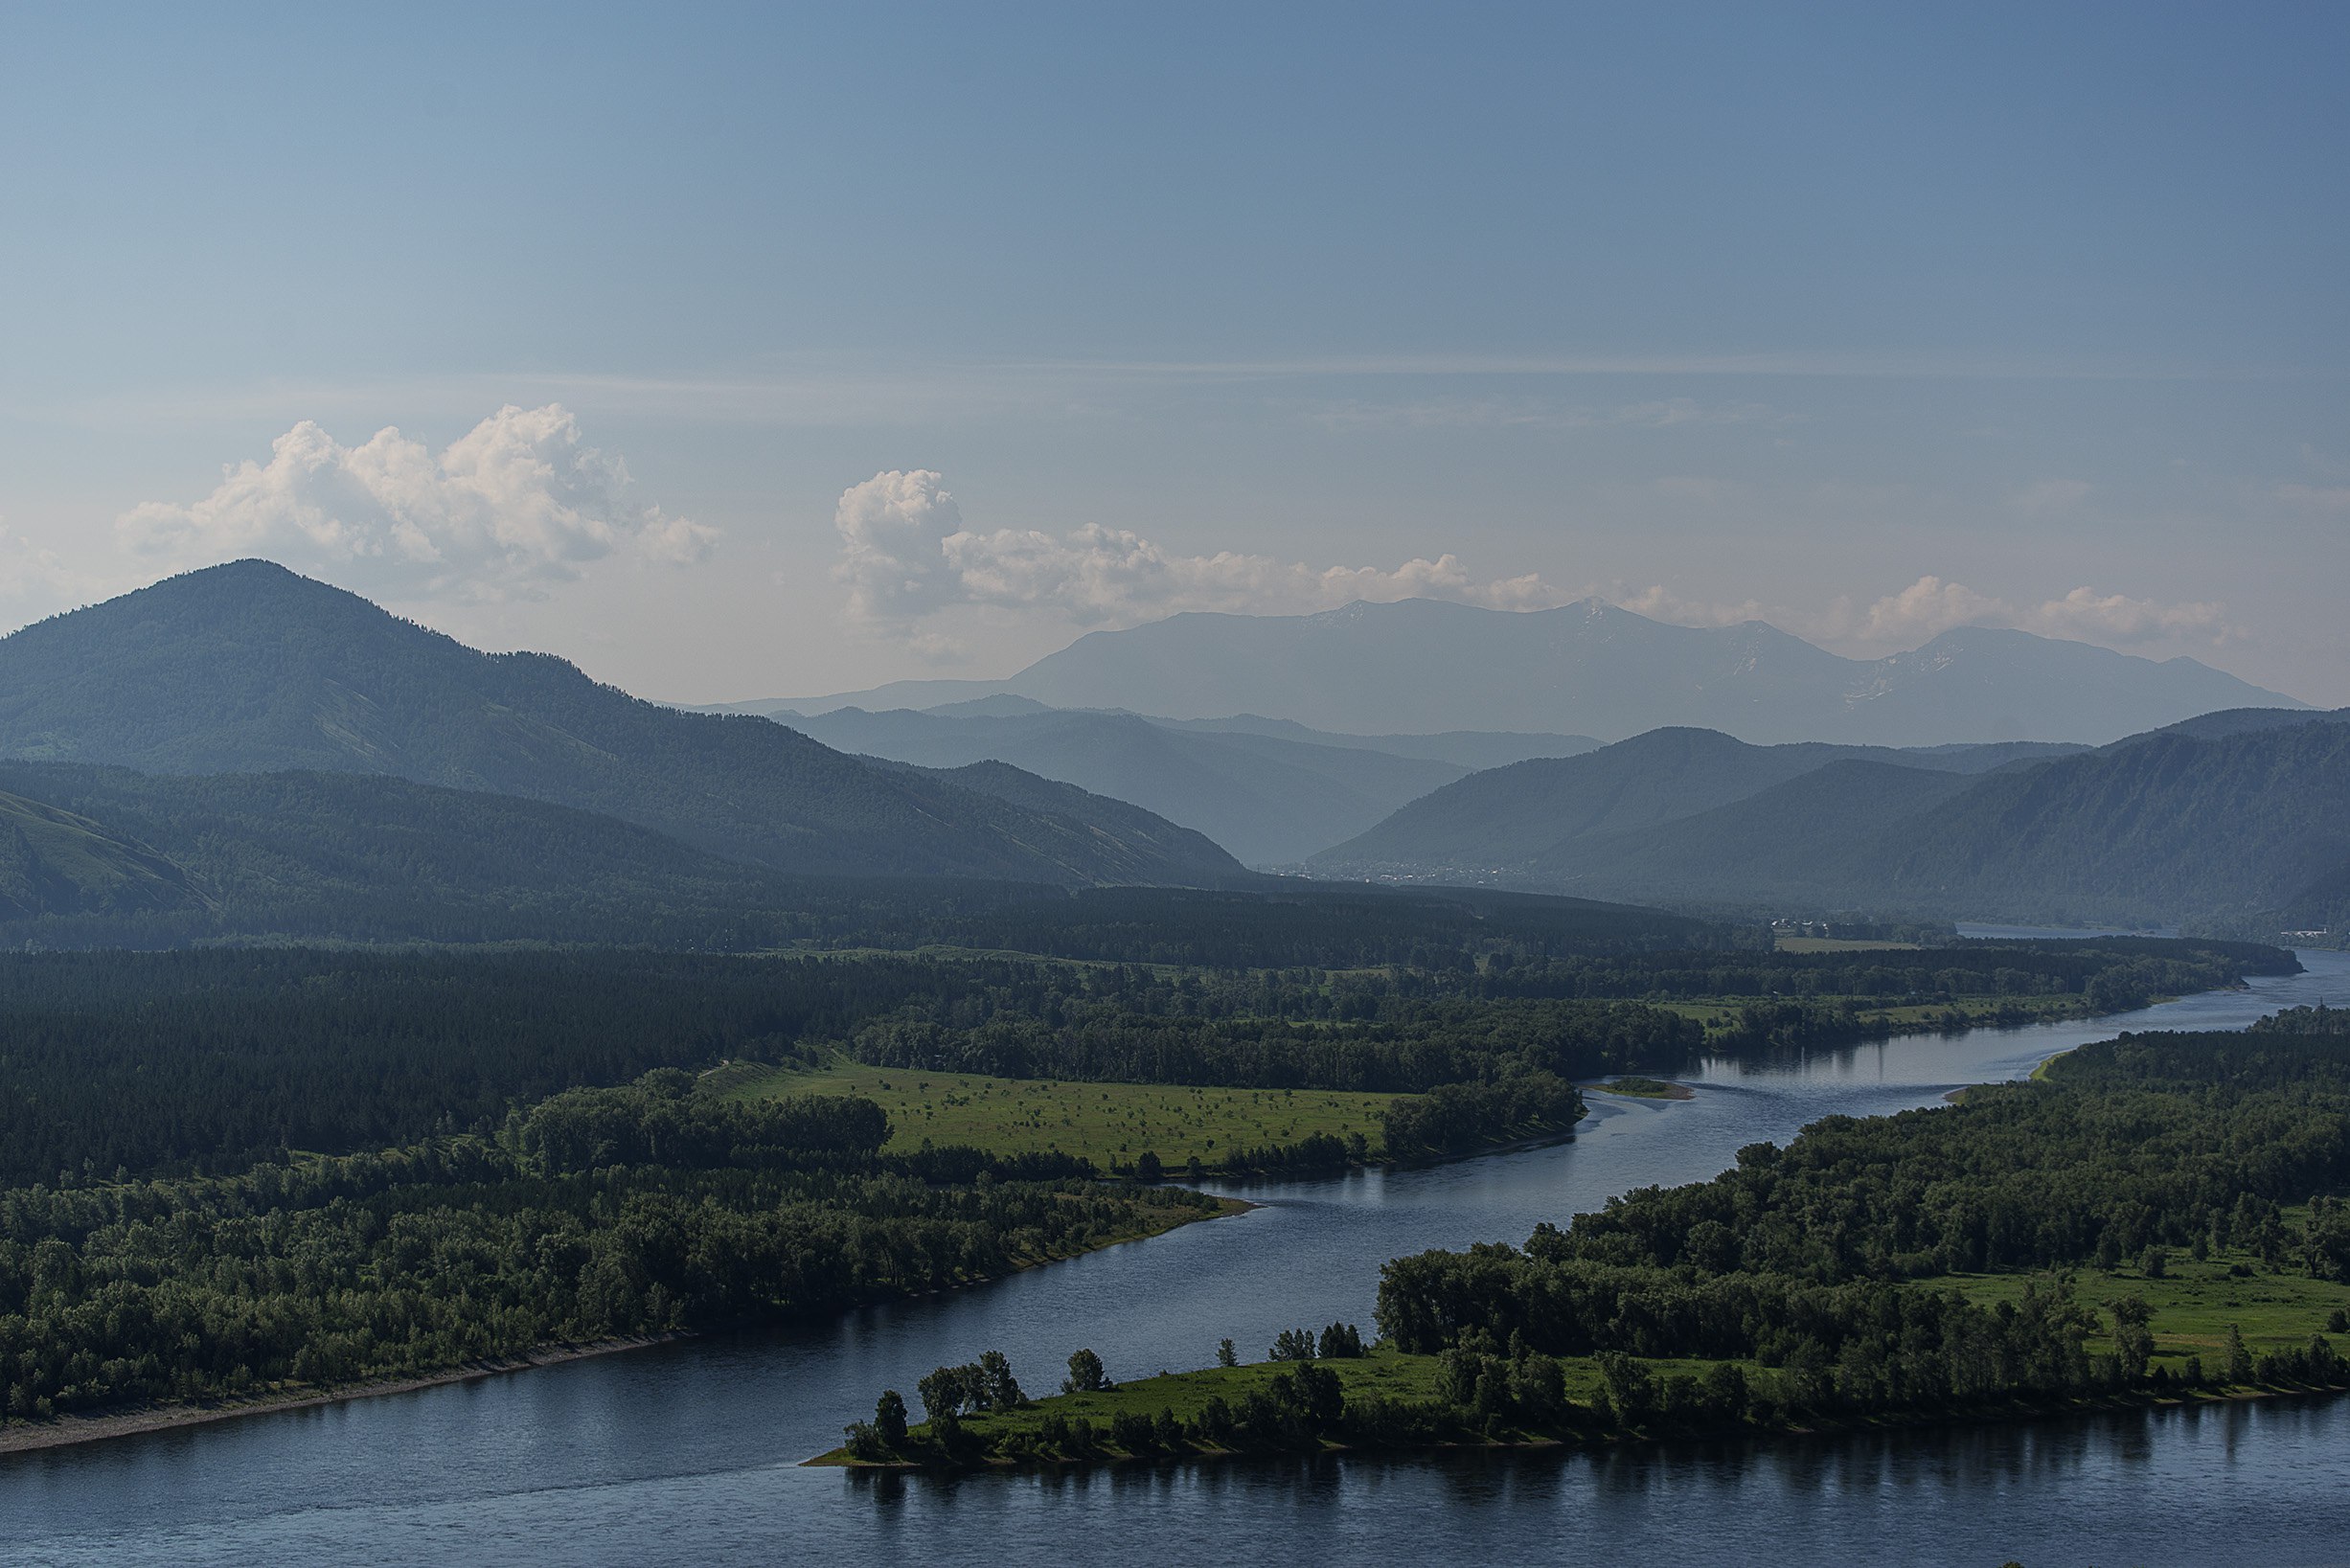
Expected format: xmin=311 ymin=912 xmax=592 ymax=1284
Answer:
xmin=8 ymin=945 xmax=2348 ymax=1566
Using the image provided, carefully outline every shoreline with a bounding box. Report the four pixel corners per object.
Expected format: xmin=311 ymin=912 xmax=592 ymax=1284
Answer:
xmin=0 ymin=1332 xmax=690 ymax=1458
xmin=810 ymin=1379 xmax=2350 ymax=1474
xmin=0 ymin=1194 xmax=1255 ymax=1461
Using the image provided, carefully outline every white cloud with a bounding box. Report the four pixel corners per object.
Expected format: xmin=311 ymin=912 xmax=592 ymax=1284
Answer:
xmin=2030 ymin=586 xmax=2233 ymax=644
xmin=833 ymin=469 xmax=1568 ymax=631
xmin=1855 ymin=575 xmax=2008 ymax=643
xmin=118 ymin=404 xmax=715 ymax=600
xmin=1619 ymin=574 xmax=2240 ymax=651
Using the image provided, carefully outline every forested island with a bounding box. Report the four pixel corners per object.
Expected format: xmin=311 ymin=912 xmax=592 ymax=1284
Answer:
xmin=0 ymin=925 xmax=2293 ymax=1443
xmin=818 ymin=1006 xmax=2350 ymax=1470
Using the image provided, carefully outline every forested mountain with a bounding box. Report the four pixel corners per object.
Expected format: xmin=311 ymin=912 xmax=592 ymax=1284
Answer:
xmin=779 ymin=705 xmax=1487 ymax=864
xmin=738 ymin=598 xmax=2298 ymax=745
xmin=1314 ymin=716 xmax=2350 ymax=930
xmin=0 ymin=761 xmax=1717 ymax=955
xmin=1312 ymin=728 xmax=2077 ymax=875
xmin=0 ymin=563 xmax=1241 ymax=886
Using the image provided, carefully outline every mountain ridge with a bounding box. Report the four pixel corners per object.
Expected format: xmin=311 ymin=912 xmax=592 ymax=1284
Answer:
xmin=723 ymin=596 xmax=2299 ymax=746
xmin=0 ymin=561 xmax=1244 ymax=887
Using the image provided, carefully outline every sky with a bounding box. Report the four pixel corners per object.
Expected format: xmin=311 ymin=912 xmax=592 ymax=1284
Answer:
xmin=0 ymin=1 xmax=2343 ymax=705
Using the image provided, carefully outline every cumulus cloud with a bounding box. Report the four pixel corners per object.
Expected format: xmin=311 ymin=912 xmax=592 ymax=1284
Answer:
xmin=833 ymin=469 xmax=1566 ymax=630
xmin=119 ymin=404 xmax=716 ymax=600
xmin=2030 ymin=586 xmax=2232 ymax=643
xmin=1853 ymin=575 xmax=2009 ymax=643
xmin=1618 ymin=574 xmax=2240 ymax=651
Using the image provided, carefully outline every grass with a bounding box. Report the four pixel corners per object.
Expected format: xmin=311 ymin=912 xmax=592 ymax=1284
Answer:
xmin=1773 ymin=937 xmax=1923 ymax=953
xmin=1941 ymin=1250 xmax=2350 ymax=1369
xmin=1590 ymin=1077 xmax=1692 ymax=1101
xmin=714 ymin=1056 xmax=1396 ymax=1170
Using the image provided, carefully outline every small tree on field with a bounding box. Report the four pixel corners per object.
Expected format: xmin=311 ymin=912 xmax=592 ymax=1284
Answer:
xmin=1217 ymin=1337 xmax=1239 ymax=1368
xmin=1063 ymin=1348 xmax=1109 ymax=1394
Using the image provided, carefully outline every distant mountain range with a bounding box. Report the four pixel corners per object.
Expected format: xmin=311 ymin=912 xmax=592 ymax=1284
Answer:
xmin=0 ymin=562 xmax=1243 ymax=888
xmin=1310 ymin=710 xmax=2350 ymax=930
xmin=736 ymin=597 xmax=2300 ymax=746
xmin=763 ymin=703 xmax=1598 ymax=864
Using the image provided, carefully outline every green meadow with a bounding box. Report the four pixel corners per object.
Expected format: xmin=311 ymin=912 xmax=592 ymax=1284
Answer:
xmin=716 ymin=1057 xmax=1397 ymax=1170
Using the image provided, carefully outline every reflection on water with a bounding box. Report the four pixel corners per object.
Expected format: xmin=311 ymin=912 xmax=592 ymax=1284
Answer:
xmin=6 ymin=951 xmax=2346 ymax=1567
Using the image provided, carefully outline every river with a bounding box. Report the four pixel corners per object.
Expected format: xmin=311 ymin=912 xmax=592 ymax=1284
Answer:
xmin=7 ymin=947 xmax=2347 ymax=1566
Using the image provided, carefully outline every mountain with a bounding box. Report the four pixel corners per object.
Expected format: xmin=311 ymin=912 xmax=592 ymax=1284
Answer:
xmin=779 ymin=705 xmax=1496 ymax=864
xmin=735 ymin=598 xmax=2300 ymax=746
xmin=0 ymin=562 xmax=1243 ymax=887
xmin=0 ymin=761 xmax=1719 ymax=958
xmin=1311 ymin=727 xmax=2081 ymax=876
xmin=1315 ymin=715 xmax=2350 ymax=929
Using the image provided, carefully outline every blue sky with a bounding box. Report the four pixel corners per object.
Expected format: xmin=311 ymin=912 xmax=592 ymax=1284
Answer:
xmin=1 ymin=1 xmax=2343 ymax=703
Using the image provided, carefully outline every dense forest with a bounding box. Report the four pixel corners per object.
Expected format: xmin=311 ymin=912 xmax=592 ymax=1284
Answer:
xmin=0 ymin=939 xmax=2282 ymax=1190
xmin=0 ymin=1072 xmax=1218 ymax=1420
xmin=1372 ymin=1011 xmax=2350 ymax=1417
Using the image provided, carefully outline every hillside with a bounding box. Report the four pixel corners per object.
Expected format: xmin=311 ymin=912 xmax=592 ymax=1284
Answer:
xmin=0 ymin=563 xmax=1243 ymax=887
xmin=1311 ymin=728 xmax=2067 ymax=875
xmin=739 ymin=597 xmax=2299 ymax=745
xmin=1870 ymin=718 xmax=2350 ymax=924
xmin=783 ymin=706 xmax=1481 ymax=864
xmin=1316 ymin=716 xmax=2350 ymax=930
xmin=0 ymin=761 xmax=1722 ymax=958
xmin=0 ymin=788 xmax=199 ymax=917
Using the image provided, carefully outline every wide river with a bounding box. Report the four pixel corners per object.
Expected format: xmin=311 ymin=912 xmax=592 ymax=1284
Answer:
xmin=10 ymin=945 xmax=2350 ymax=1566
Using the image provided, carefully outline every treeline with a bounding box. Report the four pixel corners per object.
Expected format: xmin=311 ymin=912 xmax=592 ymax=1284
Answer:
xmin=0 ymin=1072 xmax=1212 ymax=1421
xmin=852 ymin=999 xmax=1700 ymax=1095
xmin=0 ymin=937 xmax=2284 ymax=1191
xmin=1371 ymin=1016 xmax=2350 ymax=1424
xmin=1466 ymin=937 xmax=2290 ymax=1005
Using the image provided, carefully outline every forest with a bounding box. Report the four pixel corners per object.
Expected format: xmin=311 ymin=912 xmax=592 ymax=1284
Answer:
xmin=0 ymin=934 xmax=2293 ymax=1432
xmin=0 ymin=1071 xmax=1220 ymax=1420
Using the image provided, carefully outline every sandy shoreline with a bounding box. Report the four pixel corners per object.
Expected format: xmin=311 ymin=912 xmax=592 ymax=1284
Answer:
xmin=0 ymin=1333 xmax=690 ymax=1458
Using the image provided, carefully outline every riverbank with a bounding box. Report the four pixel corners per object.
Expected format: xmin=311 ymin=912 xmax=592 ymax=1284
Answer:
xmin=0 ymin=1333 xmax=690 ymax=1457
xmin=0 ymin=1193 xmax=1253 ymax=1460
xmin=807 ymin=1346 xmax=2350 ymax=1474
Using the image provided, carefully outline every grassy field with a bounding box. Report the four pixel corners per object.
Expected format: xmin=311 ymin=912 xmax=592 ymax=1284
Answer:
xmin=714 ymin=1057 xmax=1397 ymax=1170
xmin=1943 ymin=1250 xmax=2350 ymax=1368
xmin=1589 ymin=1077 xmax=1693 ymax=1101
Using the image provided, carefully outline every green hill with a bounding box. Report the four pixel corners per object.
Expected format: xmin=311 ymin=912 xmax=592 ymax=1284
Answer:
xmin=1317 ymin=716 xmax=2350 ymax=929
xmin=1311 ymin=727 xmax=2065 ymax=876
xmin=0 ymin=562 xmax=1243 ymax=887
xmin=0 ymin=788 xmax=199 ymax=917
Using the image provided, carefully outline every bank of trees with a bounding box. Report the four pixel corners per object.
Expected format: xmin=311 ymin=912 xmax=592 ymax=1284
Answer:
xmin=0 ymin=1072 xmax=1215 ymax=1422
xmin=1371 ymin=1021 xmax=2350 ymax=1423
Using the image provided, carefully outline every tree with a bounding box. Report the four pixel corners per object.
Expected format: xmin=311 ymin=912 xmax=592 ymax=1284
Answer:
xmin=918 ymin=1364 xmax=968 ymax=1420
xmin=1217 ymin=1337 xmax=1239 ymax=1368
xmin=974 ymin=1349 xmax=1025 ymax=1411
xmin=1135 ymin=1150 xmax=1163 ymax=1181
xmin=1270 ymin=1327 xmax=1316 ymax=1361
xmin=875 ymin=1389 xmax=909 ymax=1448
xmin=1318 ymin=1322 xmax=1364 ymax=1358
xmin=2225 ymin=1324 xmax=2256 ymax=1385
xmin=2107 ymin=1297 xmax=2155 ymax=1382
xmin=1063 ymin=1348 xmax=1109 ymax=1394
